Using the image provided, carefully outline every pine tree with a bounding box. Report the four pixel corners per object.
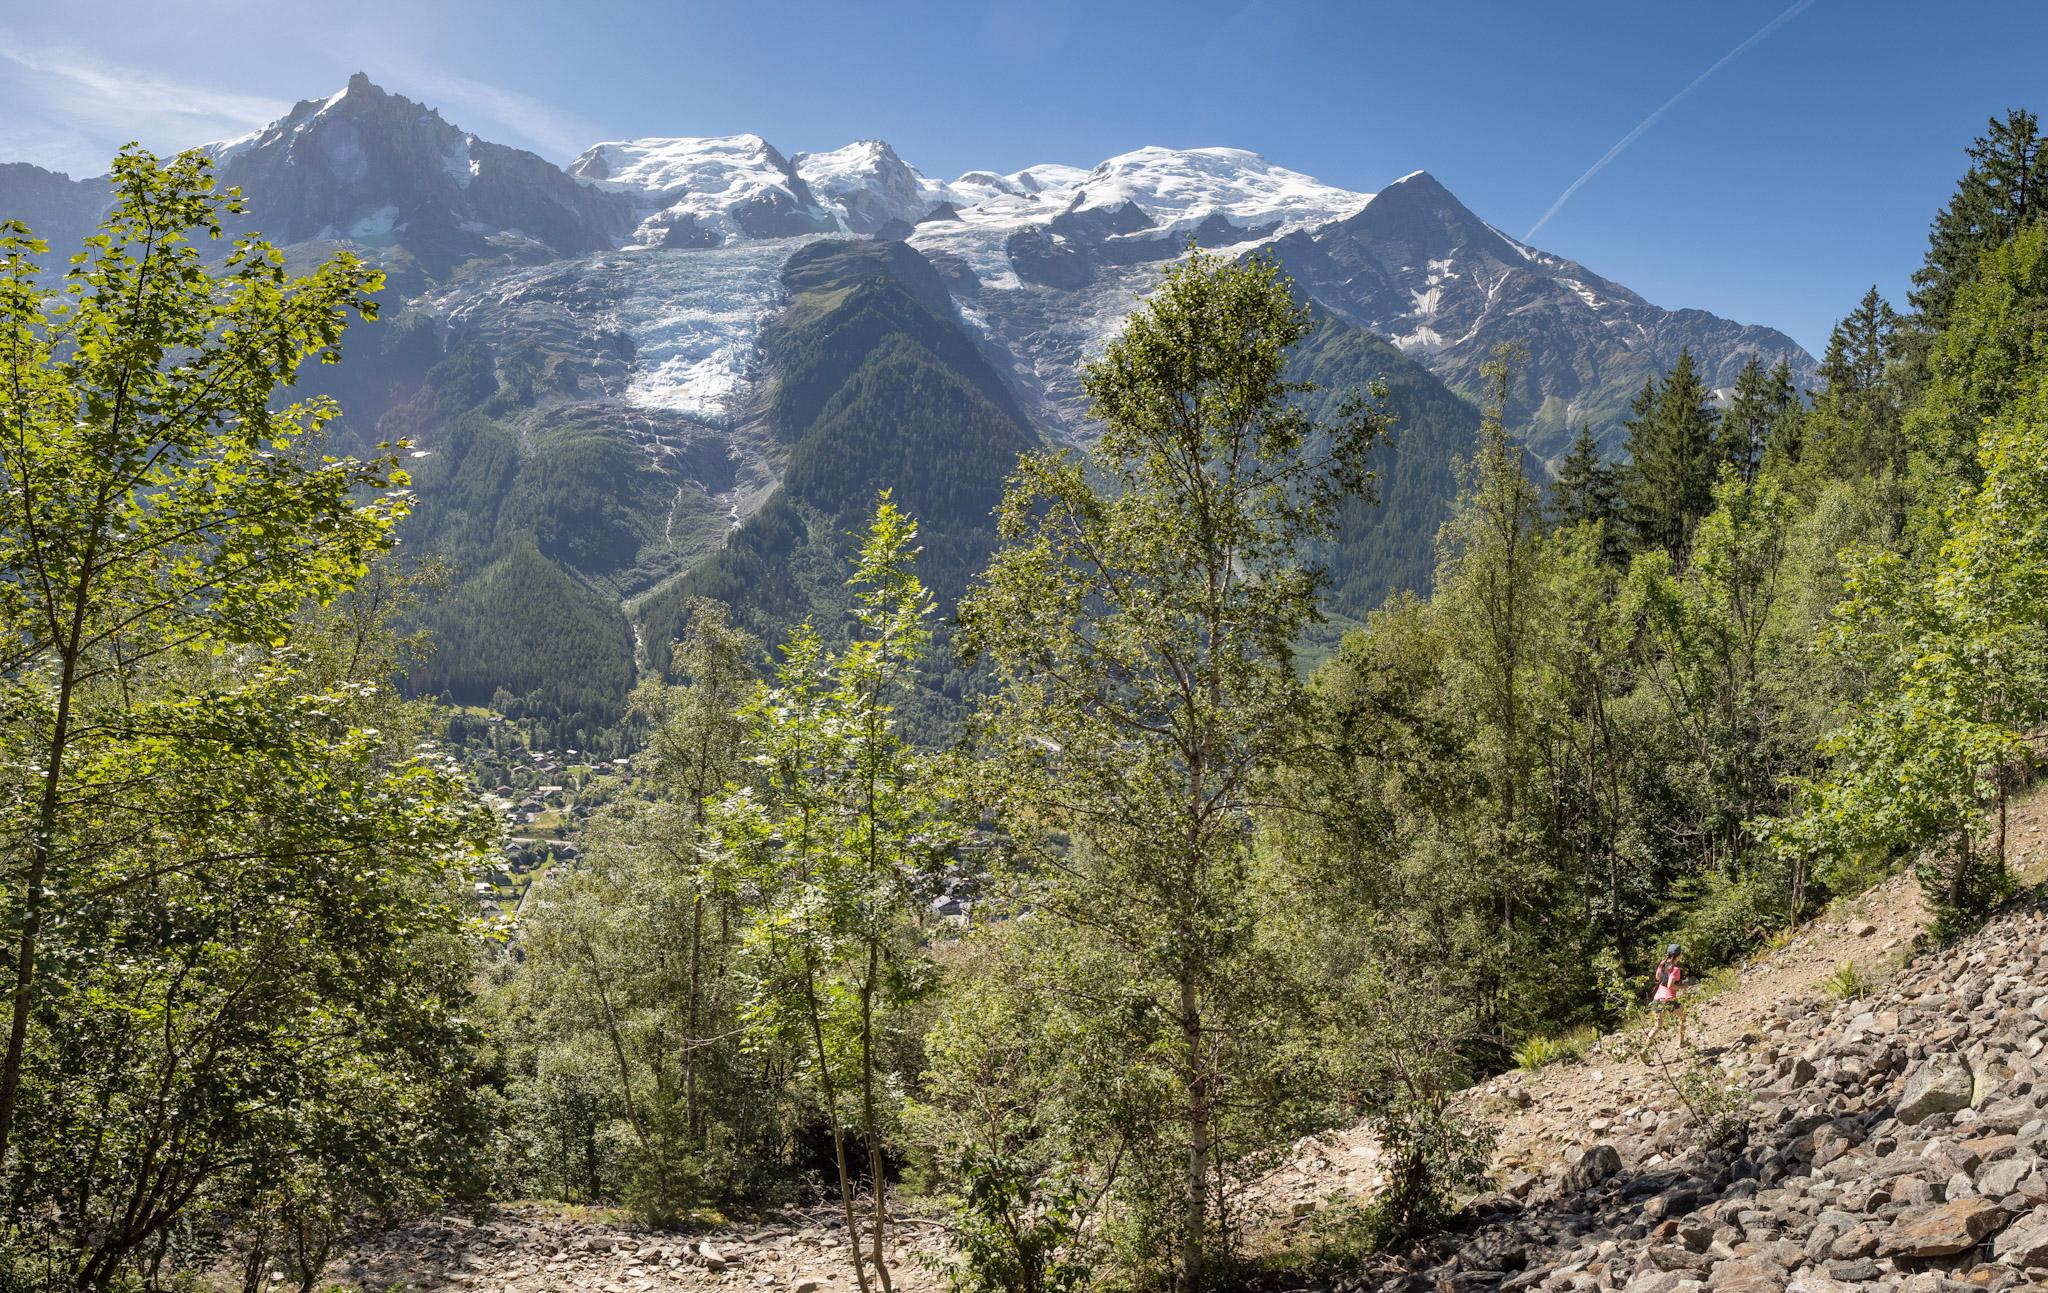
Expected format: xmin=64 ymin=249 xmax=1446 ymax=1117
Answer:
xmin=1722 ymin=353 xmax=1798 ymax=484
xmin=1810 ymin=287 xmax=1905 ymax=481
xmin=1912 ymin=109 xmax=2048 ymax=331
xmin=1620 ymin=349 xmax=1721 ymax=558
xmin=1550 ymin=423 xmax=1623 ymax=563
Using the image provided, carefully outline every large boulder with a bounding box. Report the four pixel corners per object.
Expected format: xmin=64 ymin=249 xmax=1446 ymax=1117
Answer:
xmin=1568 ymin=1143 xmax=1624 ymax=1191
xmin=1879 ymin=1196 xmax=2009 ymax=1257
xmin=1897 ymin=1054 xmax=1976 ymax=1125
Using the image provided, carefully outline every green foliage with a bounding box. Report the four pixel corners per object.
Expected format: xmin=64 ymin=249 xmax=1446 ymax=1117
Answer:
xmin=1512 ymin=1027 xmax=1596 ymax=1072
xmin=1805 ymin=288 xmax=1907 ymax=488
xmin=1550 ymin=423 xmax=1623 ymax=561
xmin=1824 ymin=961 xmax=1873 ymax=1001
xmin=718 ymin=498 xmax=956 ymax=1293
xmin=934 ymin=1149 xmax=1099 ymax=1293
xmin=1623 ymin=1039 xmax=1751 ymax=1149
xmin=960 ymin=247 xmax=1388 ymax=1290
xmin=1621 ymin=348 xmax=1721 ymax=557
xmin=1663 ymin=870 xmax=1782 ymax=973
xmin=406 ymin=533 xmax=638 ymax=725
xmin=1912 ymin=108 xmax=2047 ymax=332
xmin=0 ymin=148 xmax=494 ymax=1288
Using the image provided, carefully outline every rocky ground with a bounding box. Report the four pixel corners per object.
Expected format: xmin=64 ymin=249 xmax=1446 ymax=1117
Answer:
xmin=1245 ymin=787 xmax=2048 ymax=1292
xmin=336 ymin=1203 xmax=948 ymax=1293
xmin=336 ymin=795 xmax=2048 ymax=1293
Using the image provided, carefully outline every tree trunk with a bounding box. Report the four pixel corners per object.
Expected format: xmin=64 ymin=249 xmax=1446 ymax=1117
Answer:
xmin=860 ymin=960 xmax=892 ymax=1293
xmin=0 ymin=636 xmax=83 ymax=1176
xmin=805 ymin=966 xmax=872 ymax=1293
xmin=686 ymin=890 xmax=704 ymax=1149
xmin=1179 ymin=972 xmax=1208 ymax=1293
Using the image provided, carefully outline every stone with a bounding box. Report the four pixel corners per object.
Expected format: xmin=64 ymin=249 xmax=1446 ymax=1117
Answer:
xmin=1992 ymin=1205 xmax=2048 ymax=1267
xmin=1568 ymin=1143 xmax=1623 ymax=1191
xmin=1980 ymin=1152 xmax=2040 ymax=1198
xmin=1706 ymin=1256 xmax=1786 ymax=1291
xmin=1880 ymin=1196 xmax=2011 ymax=1256
xmin=1644 ymin=1187 xmax=1699 ymax=1220
xmin=1901 ymin=1055 xmax=1979 ymax=1125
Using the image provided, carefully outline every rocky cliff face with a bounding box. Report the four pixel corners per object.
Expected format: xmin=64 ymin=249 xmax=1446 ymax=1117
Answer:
xmin=209 ymin=73 xmax=632 ymax=282
xmin=1266 ymin=171 xmax=1812 ymax=461
xmin=0 ymin=162 xmax=108 ymax=253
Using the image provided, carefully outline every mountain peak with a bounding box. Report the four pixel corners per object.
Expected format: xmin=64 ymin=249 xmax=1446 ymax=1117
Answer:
xmin=1063 ymin=145 xmax=1371 ymax=238
xmin=345 ymin=71 xmax=377 ymax=96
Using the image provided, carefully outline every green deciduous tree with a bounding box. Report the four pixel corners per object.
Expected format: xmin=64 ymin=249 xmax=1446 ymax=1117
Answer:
xmin=725 ymin=498 xmax=951 ymax=1293
xmin=959 ymin=248 xmax=1387 ymax=1291
xmin=0 ymin=146 xmax=399 ymax=1175
xmin=0 ymin=149 xmax=494 ymax=1290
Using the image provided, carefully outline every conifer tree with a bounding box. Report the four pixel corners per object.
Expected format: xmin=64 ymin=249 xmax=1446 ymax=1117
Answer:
xmin=1722 ymin=354 xmax=1797 ymax=484
xmin=1620 ymin=349 xmax=1720 ymax=558
xmin=1809 ymin=288 xmax=1905 ymax=482
xmin=1912 ymin=109 xmax=2048 ymax=331
xmin=1550 ymin=423 xmax=1624 ymax=565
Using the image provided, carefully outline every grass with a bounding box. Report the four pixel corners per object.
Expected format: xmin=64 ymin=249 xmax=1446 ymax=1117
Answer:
xmin=1824 ymin=961 xmax=1874 ymax=1001
xmin=1513 ymin=1024 xmax=1599 ymax=1071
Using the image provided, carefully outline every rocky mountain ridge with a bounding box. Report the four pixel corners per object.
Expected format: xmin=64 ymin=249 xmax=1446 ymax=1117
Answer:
xmin=0 ymin=74 xmax=1815 ymax=459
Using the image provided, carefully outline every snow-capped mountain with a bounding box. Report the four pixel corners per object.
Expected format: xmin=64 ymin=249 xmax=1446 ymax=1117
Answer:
xmin=194 ymin=74 xmax=632 ymax=285
xmin=568 ymin=134 xmax=836 ymax=246
xmin=794 ymin=140 xmax=932 ymax=236
xmin=0 ymin=75 xmax=1821 ymax=727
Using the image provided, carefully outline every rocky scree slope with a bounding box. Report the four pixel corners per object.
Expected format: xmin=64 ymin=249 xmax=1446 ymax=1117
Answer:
xmin=1262 ymin=818 xmax=2048 ymax=1290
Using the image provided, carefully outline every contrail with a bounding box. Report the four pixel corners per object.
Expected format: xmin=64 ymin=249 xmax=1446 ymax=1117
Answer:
xmin=1524 ymin=0 xmax=1820 ymax=241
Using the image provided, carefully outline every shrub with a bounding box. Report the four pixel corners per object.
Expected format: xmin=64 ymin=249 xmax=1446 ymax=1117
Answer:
xmin=1824 ymin=961 xmax=1873 ymax=1001
xmin=1512 ymin=1025 xmax=1598 ymax=1071
xmin=933 ymin=1148 xmax=1097 ymax=1293
xmin=1666 ymin=870 xmax=1780 ymax=971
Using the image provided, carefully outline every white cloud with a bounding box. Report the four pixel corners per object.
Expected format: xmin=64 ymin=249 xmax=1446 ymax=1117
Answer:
xmin=0 ymin=35 xmax=290 ymax=174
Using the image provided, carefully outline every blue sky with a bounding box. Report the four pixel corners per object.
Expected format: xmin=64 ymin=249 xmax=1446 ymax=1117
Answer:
xmin=2 ymin=0 xmax=2042 ymax=353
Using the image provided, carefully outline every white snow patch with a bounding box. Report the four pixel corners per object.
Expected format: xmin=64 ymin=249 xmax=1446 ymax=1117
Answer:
xmin=443 ymin=136 xmax=476 ymax=189
xmin=1064 ymin=146 xmax=1371 ymax=237
xmin=570 ymin=135 xmax=817 ymax=245
xmin=795 ymin=140 xmax=931 ymax=232
xmin=347 ymin=205 xmax=400 ymax=239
